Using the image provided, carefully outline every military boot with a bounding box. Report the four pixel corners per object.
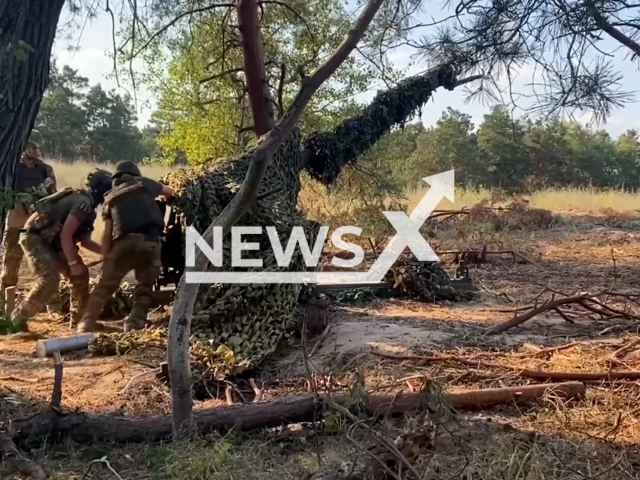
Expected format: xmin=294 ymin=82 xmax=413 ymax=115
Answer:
xmin=11 ymin=318 xmax=29 ymax=334
xmin=76 ymin=319 xmax=104 ymax=333
xmin=123 ymin=307 xmax=146 ymax=333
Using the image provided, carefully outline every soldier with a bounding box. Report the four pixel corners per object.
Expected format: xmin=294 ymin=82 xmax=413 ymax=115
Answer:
xmin=0 ymin=130 xmax=57 ymax=298
xmin=77 ymin=161 xmax=173 ymax=334
xmin=10 ymin=169 xmax=113 ymax=333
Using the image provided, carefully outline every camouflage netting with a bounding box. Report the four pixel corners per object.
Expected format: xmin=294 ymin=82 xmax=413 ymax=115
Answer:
xmin=90 ymin=128 xmax=318 ymax=378
xmin=385 ymin=256 xmax=474 ymax=302
xmin=88 ymin=65 xmax=472 ymax=379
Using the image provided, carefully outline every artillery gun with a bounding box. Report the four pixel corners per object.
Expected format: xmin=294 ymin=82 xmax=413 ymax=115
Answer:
xmin=88 ymin=65 xmax=476 ymax=379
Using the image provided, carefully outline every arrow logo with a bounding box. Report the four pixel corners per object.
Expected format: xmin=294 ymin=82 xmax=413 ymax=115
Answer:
xmin=185 ymin=170 xmax=454 ymax=284
xmin=365 ymin=170 xmax=454 ymax=282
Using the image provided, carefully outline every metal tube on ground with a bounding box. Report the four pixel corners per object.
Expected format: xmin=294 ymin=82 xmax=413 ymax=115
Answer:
xmin=35 ymin=333 xmax=95 ymax=358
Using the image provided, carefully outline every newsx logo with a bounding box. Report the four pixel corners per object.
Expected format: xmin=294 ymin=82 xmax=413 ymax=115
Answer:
xmin=185 ymin=170 xmax=454 ymax=284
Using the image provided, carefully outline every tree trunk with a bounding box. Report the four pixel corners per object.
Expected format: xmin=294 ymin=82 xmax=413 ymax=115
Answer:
xmin=168 ymin=0 xmax=278 ymax=440
xmin=0 ymin=0 xmax=65 ymax=241
xmin=237 ymin=0 xmax=276 ymax=136
xmin=14 ymin=382 xmax=585 ymax=446
xmin=166 ymin=0 xmax=385 ymax=440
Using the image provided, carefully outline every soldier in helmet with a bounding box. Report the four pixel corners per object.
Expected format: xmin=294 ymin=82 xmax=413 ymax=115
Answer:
xmin=9 ymin=169 xmax=112 ymax=333
xmin=77 ymin=161 xmax=173 ymax=333
xmin=0 ymin=130 xmax=57 ymax=298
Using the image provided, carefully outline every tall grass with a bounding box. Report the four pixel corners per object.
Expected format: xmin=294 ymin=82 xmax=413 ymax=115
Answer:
xmin=405 ymin=185 xmax=640 ymax=214
xmin=47 ymin=159 xmax=174 ymax=189
xmin=45 ymin=159 xmax=640 ymax=241
xmin=46 ymin=159 xmax=175 ymax=241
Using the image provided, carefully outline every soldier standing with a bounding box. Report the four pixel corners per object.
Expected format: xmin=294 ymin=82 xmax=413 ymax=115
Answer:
xmin=77 ymin=161 xmax=173 ymax=334
xmin=0 ymin=130 xmax=57 ymax=298
xmin=10 ymin=169 xmax=113 ymax=333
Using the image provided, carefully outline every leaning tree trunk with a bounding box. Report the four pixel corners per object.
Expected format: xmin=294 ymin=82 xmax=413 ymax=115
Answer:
xmin=0 ymin=0 xmax=65 ymax=242
xmin=165 ymin=0 xmax=386 ymax=440
xmin=167 ymin=0 xmax=279 ymax=440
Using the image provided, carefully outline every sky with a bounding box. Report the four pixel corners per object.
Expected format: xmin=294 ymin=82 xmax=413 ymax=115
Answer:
xmin=51 ymin=1 xmax=640 ymax=137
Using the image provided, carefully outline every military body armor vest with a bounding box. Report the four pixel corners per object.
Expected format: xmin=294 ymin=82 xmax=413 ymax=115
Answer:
xmin=104 ymin=177 xmax=164 ymax=240
xmin=15 ymin=160 xmax=49 ymax=192
xmin=27 ymin=188 xmax=94 ymax=244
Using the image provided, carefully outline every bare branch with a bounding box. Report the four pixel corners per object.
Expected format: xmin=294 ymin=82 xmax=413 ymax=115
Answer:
xmin=199 ymin=67 xmax=243 ymax=84
xmin=588 ymin=0 xmax=640 ymax=59
xmin=277 ymin=63 xmax=286 ymax=118
xmin=132 ymin=4 xmax=235 ymax=58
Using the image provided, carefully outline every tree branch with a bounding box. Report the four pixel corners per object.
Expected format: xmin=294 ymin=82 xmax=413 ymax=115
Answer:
xmin=277 ymin=63 xmax=286 ymax=118
xmin=0 ymin=433 xmax=46 ymax=480
xmin=167 ymin=0 xmax=386 ymax=440
xmin=133 ymin=4 xmax=235 ymax=58
xmin=199 ymin=68 xmax=243 ymax=84
xmin=588 ymin=1 xmax=640 ymax=59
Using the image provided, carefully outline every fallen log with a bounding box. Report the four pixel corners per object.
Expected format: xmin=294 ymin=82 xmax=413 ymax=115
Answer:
xmin=13 ymin=382 xmax=584 ymax=445
xmin=0 ymin=432 xmax=47 ymax=479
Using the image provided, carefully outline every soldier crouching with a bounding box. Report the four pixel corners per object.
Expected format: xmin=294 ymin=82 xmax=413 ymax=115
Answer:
xmin=77 ymin=161 xmax=173 ymax=334
xmin=10 ymin=170 xmax=112 ymax=333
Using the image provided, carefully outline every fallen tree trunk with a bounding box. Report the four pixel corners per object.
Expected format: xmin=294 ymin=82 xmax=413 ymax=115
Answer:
xmin=13 ymin=382 xmax=584 ymax=445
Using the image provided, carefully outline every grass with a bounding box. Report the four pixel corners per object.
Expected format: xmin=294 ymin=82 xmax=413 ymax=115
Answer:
xmin=406 ymin=185 xmax=640 ymax=214
xmin=45 ymin=159 xmax=175 ymax=242
xmin=7 ymin=162 xmax=640 ymax=479
xmin=45 ymin=158 xmax=640 ymax=246
xmin=47 ymin=159 xmax=174 ymax=189
xmin=48 ymin=159 xmax=640 ymax=217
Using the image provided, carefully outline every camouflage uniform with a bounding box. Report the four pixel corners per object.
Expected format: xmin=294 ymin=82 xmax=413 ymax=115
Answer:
xmin=78 ymin=162 xmax=165 ymax=333
xmin=0 ymin=156 xmax=57 ymax=298
xmin=11 ymin=169 xmax=112 ymax=332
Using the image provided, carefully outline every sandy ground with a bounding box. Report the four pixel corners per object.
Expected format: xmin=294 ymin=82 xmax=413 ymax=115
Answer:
xmin=3 ymin=210 xmax=640 ymax=478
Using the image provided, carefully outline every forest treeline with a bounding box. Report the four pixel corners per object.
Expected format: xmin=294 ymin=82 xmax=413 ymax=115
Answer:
xmin=38 ymin=63 xmax=640 ymax=194
xmin=34 ymin=63 xmax=161 ymax=163
xmin=356 ymin=107 xmax=640 ymax=194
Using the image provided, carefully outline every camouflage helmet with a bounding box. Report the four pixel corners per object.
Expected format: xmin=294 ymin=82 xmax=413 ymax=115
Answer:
xmin=114 ymin=160 xmax=141 ymax=178
xmin=25 ymin=129 xmax=43 ymax=151
xmin=84 ymin=169 xmax=113 ymax=206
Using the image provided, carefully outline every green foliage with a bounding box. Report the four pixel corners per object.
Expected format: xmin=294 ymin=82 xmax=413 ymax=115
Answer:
xmin=14 ymin=40 xmax=34 ymax=61
xmin=409 ymin=108 xmax=480 ymax=188
xmin=0 ymin=186 xmax=46 ymax=212
xmin=148 ymin=437 xmax=233 ymax=479
xmin=35 ymin=63 xmax=157 ymax=163
xmin=131 ymin=0 xmax=386 ymax=164
xmin=477 ymin=106 xmax=531 ymax=192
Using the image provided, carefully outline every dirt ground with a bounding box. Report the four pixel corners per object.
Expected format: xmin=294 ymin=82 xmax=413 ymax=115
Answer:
xmin=3 ymin=210 xmax=640 ymax=479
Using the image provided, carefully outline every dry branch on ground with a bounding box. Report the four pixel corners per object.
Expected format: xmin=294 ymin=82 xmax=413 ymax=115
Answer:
xmin=485 ymin=290 xmax=640 ymax=335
